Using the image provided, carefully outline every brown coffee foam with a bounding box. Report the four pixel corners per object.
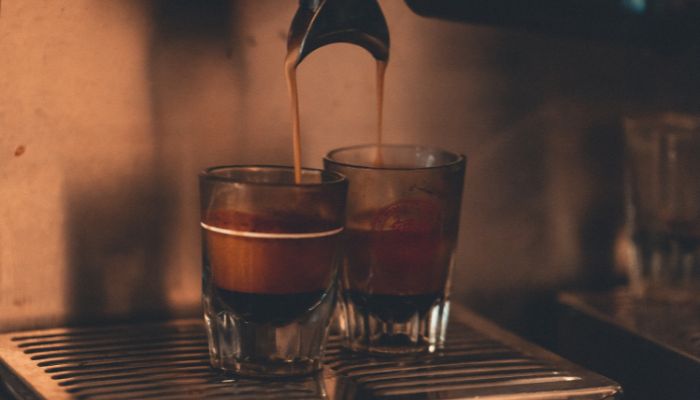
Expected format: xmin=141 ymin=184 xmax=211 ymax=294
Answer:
xmin=205 ymin=209 xmax=336 ymax=234
xmin=204 ymin=210 xmax=339 ymax=294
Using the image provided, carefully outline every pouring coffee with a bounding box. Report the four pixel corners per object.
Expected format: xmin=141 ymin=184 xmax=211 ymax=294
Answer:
xmin=285 ymin=0 xmax=390 ymax=182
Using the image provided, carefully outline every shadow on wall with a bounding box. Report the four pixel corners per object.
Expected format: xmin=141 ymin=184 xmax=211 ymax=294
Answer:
xmin=64 ymin=0 xmax=245 ymax=324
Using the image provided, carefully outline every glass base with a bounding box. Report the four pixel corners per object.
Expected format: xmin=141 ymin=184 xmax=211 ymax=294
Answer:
xmin=344 ymin=334 xmax=431 ymax=355
xmin=214 ymin=356 xmax=321 ymax=378
xmin=204 ymin=286 xmax=336 ymax=378
xmin=339 ymin=294 xmax=449 ymax=355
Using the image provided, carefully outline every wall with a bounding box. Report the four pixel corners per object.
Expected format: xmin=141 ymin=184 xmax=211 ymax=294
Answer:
xmin=2 ymin=0 xmax=699 ymax=334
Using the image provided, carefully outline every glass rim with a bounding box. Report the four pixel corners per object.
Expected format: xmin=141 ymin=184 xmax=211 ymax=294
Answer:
xmin=323 ymin=143 xmax=466 ymax=171
xmin=199 ymin=165 xmax=346 ymax=187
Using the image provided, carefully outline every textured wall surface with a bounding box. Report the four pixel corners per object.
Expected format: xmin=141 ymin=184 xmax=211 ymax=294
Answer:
xmin=2 ymin=0 xmax=699 ymax=333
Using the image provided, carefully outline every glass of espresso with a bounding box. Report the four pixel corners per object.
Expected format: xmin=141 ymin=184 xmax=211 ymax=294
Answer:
xmin=324 ymin=144 xmax=466 ymax=354
xmin=199 ymin=166 xmax=347 ymax=377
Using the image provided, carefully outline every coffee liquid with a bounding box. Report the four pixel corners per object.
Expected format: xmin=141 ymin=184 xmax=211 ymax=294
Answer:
xmin=374 ymin=60 xmax=387 ymax=166
xmin=285 ymin=53 xmax=388 ymax=182
xmin=343 ymin=204 xmax=454 ymax=323
xmin=216 ymin=289 xmax=328 ymax=326
xmin=284 ymin=53 xmax=303 ymax=184
xmin=345 ymin=226 xmax=451 ymax=294
xmin=347 ymin=291 xmax=440 ymax=323
xmin=282 ymin=49 xmax=450 ymax=325
xmin=202 ymin=210 xmax=341 ymax=324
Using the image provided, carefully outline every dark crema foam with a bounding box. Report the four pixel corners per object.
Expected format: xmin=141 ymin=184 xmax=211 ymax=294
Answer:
xmin=202 ymin=210 xmax=342 ymax=325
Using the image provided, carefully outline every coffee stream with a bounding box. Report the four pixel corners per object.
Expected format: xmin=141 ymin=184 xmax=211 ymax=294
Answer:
xmin=284 ymin=52 xmax=303 ymax=184
xmin=374 ymin=60 xmax=387 ymax=166
xmin=285 ymin=52 xmax=388 ymax=183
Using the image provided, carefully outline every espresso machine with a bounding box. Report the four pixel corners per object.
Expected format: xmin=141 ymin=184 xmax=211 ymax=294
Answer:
xmin=1 ymin=0 xmax=699 ymax=398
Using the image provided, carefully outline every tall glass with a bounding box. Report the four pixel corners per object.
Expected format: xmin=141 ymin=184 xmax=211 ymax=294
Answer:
xmin=199 ymin=166 xmax=347 ymax=377
xmin=324 ymin=144 xmax=466 ymax=354
xmin=624 ymin=113 xmax=700 ymax=299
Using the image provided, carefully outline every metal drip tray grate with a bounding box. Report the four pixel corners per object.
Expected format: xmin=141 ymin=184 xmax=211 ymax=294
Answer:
xmin=0 ymin=307 xmax=621 ymax=399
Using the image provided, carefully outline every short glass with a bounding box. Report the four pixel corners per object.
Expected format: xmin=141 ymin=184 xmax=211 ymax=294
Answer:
xmin=624 ymin=113 xmax=700 ymax=299
xmin=199 ymin=166 xmax=347 ymax=377
xmin=324 ymin=144 xmax=466 ymax=354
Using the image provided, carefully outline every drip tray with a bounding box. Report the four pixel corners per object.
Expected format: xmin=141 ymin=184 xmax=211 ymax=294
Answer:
xmin=0 ymin=306 xmax=621 ymax=399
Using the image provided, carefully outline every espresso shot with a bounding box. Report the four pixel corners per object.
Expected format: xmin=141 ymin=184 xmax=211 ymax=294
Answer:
xmin=202 ymin=209 xmax=341 ymax=326
xmin=343 ymin=209 xmax=457 ymax=323
xmin=199 ymin=166 xmax=347 ymax=377
xmin=325 ymin=144 xmax=466 ymax=354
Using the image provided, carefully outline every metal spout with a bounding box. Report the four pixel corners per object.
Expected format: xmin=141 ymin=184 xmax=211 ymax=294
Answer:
xmin=287 ymin=0 xmax=390 ymax=67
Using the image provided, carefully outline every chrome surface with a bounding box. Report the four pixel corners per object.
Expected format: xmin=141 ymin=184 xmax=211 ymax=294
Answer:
xmin=0 ymin=306 xmax=621 ymax=399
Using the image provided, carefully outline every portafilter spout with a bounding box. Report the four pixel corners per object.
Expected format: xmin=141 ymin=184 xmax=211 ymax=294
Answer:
xmin=287 ymin=0 xmax=390 ymax=67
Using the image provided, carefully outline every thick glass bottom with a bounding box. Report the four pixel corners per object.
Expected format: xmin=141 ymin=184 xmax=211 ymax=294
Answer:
xmin=339 ymin=292 xmax=449 ymax=355
xmin=204 ymin=284 xmax=336 ymax=378
xmin=347 ymin=291 xmax=440 ymax=323
xmin=217 ymin=356 xmax=321 ymax=377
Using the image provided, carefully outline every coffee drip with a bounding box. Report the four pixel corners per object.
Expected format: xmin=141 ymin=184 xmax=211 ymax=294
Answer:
xmin=374 ymin=60 xmax=387 ymax=165
xmin=286 ymin=0 xmax=390 ymax=183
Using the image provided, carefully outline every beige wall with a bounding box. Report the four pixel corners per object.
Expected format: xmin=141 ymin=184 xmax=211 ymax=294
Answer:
xmin=2 ymin=0 xmax=698 ymax=332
